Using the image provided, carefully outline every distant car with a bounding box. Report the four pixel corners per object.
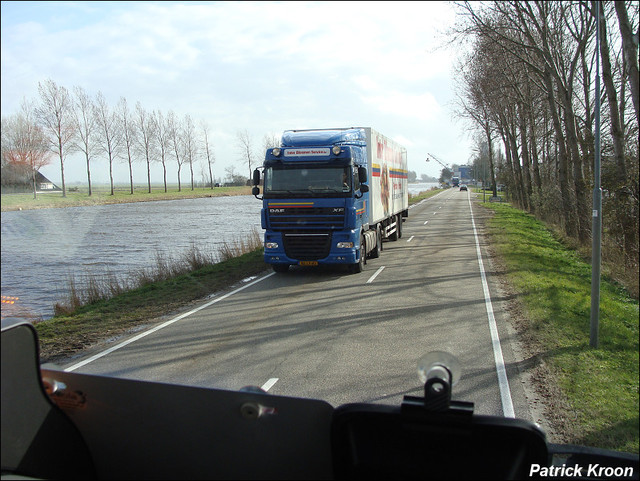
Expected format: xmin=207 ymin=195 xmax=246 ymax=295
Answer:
xmin=459 ymin=184 xmax=468 ymax=191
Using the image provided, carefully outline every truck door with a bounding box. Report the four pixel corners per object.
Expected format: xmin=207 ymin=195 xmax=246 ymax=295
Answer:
xmin=354 ymin=165 xmax=367 ymax=226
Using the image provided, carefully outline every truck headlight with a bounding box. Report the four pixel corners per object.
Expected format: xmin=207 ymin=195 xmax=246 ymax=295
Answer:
xmin=265 ymin=242 xmax=279 ymax=249
xmin=332 ymin=146 xmax=341 ymax=155
xmin=272 ymin=148 xmax=281 ymax=157
xmin=337 ymin=242 xmax=354 ymax=248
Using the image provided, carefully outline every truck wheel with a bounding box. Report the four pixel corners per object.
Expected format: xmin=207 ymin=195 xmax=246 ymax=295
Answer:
xmin=349 ymin=236 xmax=366 ymax=273
xmin=273 ymin=264 xmax=289 ymax=273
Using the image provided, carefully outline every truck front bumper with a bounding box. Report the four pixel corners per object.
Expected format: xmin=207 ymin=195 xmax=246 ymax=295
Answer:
xmin=263 ymin=230 xmax=360 ymax=266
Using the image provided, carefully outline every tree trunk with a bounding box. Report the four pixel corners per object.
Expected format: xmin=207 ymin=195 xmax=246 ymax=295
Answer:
xmin=598 ymin=1 xmax=627 ymax=182
xmin=109 ymin=157 xmax=114 ymax=196
xmin=147 ymin=156 xmax=152 ymax=194
xmin=58 ymin=147 xmax=66 ymax=198
xmin=518 ymin=103 xmax=533 ymax=211
xmin=162 ymin=160 xmax=167 ymax=193
xmin=86 ymin=153 xmax=92 ymax=196
xmin=542 ymin=66 xmax=576 ymax=238
xmin=484 ymin=123 xmax=497 ymax=197
xmin=129 ymin=159 xmax=134 ymax=195
xmin=31 ymin=170 xmax=38 ymax=200
xmin=614 ymin=0 xmax=639 ymax=127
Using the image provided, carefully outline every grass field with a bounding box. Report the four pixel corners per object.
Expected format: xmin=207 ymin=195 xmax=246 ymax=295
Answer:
xmin=1 ymin=184 xmax=253 ymax=211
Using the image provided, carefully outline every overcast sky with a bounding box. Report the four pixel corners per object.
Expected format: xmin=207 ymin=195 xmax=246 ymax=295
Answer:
xmin=1 ymin=1 xmax=474 ymax=185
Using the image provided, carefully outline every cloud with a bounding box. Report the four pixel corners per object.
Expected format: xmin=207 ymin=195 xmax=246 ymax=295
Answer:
xmin=359 ymin=90 xmax=441 ymax=122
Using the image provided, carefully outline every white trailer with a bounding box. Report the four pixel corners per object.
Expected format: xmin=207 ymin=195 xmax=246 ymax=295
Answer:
xmin=364 ymin=127 xmax=408 ymax=240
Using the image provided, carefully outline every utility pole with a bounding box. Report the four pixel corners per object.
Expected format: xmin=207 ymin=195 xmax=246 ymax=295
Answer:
xmin=590 ymin=0 xmax=602 ymax=348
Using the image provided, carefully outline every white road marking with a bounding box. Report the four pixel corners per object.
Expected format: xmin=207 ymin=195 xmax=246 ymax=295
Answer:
xmin=467 ymin=195 xmax=515 ymax=418
xmin=261 ymin=378 xmax=279 ymax=392
xmin=366 ymin=266 xmax=385 ymax=284
xmin=406 ymin=236 xmax=414 ymax=242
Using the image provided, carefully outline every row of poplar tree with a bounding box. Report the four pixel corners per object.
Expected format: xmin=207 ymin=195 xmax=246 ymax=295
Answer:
xmin=451 ymin=1 xmax=638 ymax=284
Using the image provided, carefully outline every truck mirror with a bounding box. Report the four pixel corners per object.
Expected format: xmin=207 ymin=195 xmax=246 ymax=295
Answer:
xmin=358 ymin=166 xmax=368 ymax=184
xmin=252 ymin=186 xmax=260 ymax=196
xmin=360 ymin=184 xmax=369 ymax=193
xmin=252 ymin=169 xmax=261 ymax=186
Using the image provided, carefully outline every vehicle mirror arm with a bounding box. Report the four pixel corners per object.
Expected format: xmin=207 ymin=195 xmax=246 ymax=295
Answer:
xmin=355 ymin=183 xmax=369 ymax=199
xmin=401 ymin=364 xmax=474 ymax=418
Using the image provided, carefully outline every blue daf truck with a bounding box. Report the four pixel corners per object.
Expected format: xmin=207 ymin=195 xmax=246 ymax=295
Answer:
xmin=252 ymin=127 xmax=408 ymax=273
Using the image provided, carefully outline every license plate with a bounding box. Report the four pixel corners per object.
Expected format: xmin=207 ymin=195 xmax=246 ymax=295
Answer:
xmin=299 ymin=261 xmax=318 ymax=266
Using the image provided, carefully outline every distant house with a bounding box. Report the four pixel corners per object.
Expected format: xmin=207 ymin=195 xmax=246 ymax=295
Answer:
xmin=1 ymin=164 xmax=61 ymax=194
xmin=36 ymin=172 xmax=59 ymax=191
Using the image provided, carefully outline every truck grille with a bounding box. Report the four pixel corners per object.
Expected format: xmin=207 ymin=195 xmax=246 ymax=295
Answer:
xmin=268 ymin=207 xmax=345 ymax=229
xmin=282 ymin=233 xmax=332 ymax=261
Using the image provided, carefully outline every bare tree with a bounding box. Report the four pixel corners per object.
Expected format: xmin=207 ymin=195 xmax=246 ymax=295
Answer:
xmin=595 ymin=0 xmax=638 ymax=261
xmin=200 ymin=120 xmax=216 ymax=189
xmin=94 ymin=91 xmax=122 ymax=196
xmin=614 ymin=0 xmax=639 ymax=127
xmin=236 ymin=128 xmax=255 ymax=182
xmin=262 ymin=132 xmax=280 ymax=152
xmin=117 ymin=97 xmax=137 ymax=194
xmin=153 ymin=110 xmax=170 ymax=193
xmin=595 ymin=1 xmax=627 ymax=182
xmin=135 ymin=102 xmax=157 ymax=193
xmin=1 ymin=98 xmax=52 ymax=199
xmin=452 ymin=41 xmax=499 ymax=196
xmin=166 ymin=111 xmax=185 ymax=191
xmin=72 ymin=86 xmax=98 ymax=196
xmin=224 ymin=164 xmax=245 ymax=186
xmin=183 ymin=114 xmax=198 ymax=191
xmin=35 ymin=78 xmax=75 ymax=197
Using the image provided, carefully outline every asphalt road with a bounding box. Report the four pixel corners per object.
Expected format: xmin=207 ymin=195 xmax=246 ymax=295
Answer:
xmin=63 ymin=189 xmax=534 ymax=420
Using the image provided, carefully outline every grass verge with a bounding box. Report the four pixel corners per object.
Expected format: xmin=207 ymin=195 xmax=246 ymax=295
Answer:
xmin=409 ymin=187 xmax=444 ymax=203
xmin=479 ymin=201 xmax=639 ymax=454
xmin=1 ymin=185 xmax=252 ymax=211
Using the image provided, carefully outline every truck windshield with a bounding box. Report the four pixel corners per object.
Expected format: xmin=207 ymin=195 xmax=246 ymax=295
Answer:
xmin=264 ymin=165 xmax=351 ymax=197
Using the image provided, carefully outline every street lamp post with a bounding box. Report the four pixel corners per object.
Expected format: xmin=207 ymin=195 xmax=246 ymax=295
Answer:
xmin=425 ymin=154 xmax=451 ymax=186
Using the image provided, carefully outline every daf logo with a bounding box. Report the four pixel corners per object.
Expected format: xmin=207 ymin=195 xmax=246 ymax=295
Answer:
xmin=332 ymin=208 xmax=344 ymax=213
xmin=270 ymin=208 xmax=285 ymax=213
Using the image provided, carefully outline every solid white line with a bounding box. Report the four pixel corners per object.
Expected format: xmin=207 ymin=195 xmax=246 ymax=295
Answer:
xmin=467 ymin=194 xmax=515 ymax=418
xmin=261 ymin=378 xmax=279 ymax=392
xmin=65 ymin=272 xmax=277 ymax=372
xmin=366 ymin=266 xmax=385 ymax=284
